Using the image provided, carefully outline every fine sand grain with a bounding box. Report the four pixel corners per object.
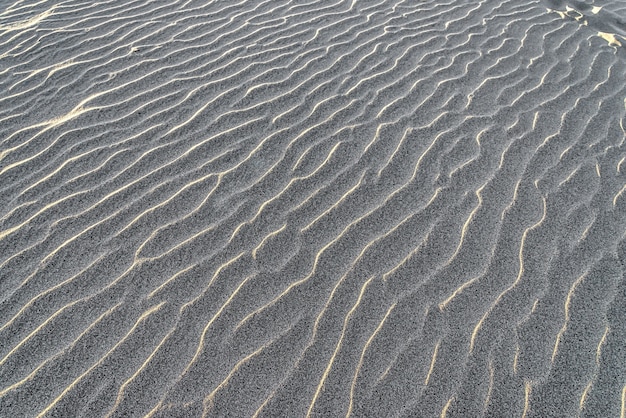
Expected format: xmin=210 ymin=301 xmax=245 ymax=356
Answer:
xmin=1 ymin=0 xmax=626 ymax=417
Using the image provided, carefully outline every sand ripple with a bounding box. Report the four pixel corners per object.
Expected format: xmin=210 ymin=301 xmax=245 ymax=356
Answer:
xmin=1 ymin=0 xmax=626 ymax=417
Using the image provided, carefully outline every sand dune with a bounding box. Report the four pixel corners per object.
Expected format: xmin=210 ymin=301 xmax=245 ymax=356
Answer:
xmin=1 ymin=0 xmax=626 ymax=416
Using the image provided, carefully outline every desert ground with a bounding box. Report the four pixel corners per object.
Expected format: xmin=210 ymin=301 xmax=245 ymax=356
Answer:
xmin=1 ymin=0 xmax=626 ymax=416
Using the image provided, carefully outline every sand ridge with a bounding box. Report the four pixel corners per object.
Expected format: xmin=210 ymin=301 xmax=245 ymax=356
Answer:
xmin=1 ymin=0 xmax=626 ymax=417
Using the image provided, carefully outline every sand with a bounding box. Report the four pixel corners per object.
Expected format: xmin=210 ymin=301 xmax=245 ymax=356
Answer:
xmin=1 ymin=0 xmax=626 ymax=417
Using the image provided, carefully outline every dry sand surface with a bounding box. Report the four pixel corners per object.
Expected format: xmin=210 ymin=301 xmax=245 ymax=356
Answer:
xmin=1 ymin=0 xmax=626 ymax=416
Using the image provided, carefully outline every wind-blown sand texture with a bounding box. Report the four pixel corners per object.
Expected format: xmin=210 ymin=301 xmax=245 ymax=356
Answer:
xmin=1 ymin=0 xmax=626 ymax=416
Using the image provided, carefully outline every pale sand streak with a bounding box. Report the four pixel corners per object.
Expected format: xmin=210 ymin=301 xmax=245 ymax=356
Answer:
xmin=1 ymin=0 xmax=626 ymax=417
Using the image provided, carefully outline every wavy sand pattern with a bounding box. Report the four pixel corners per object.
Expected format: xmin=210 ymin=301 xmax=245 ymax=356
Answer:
xmin=1 ymin=0 xmax=626 ymax=417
